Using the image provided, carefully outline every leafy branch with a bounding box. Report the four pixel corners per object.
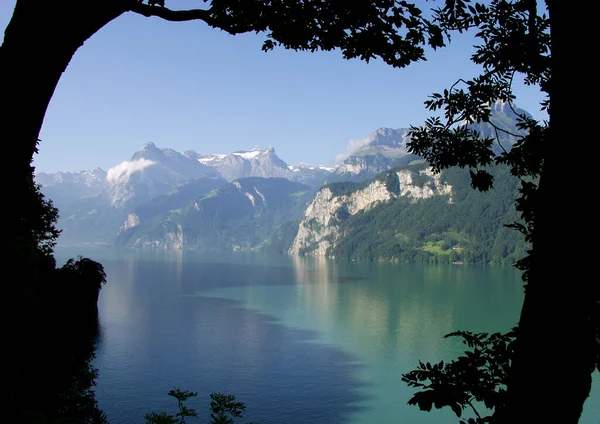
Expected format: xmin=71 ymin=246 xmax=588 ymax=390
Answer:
xmin=145 ymin=388 xmax=252 ymax=424
xmin=402 ymin=330 xmax=516 ymax=423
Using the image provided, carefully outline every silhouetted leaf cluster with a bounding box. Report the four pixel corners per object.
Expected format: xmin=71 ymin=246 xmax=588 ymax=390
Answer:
xmin=145 ymin=389 xmax=252 ymax=424
xmin=402 ymin=330 xmax=516 ymax=423
xmin=405 ymin=1 xmax=549 ymax=268
xmin=8 ymin=163 xmax=109 ymax=422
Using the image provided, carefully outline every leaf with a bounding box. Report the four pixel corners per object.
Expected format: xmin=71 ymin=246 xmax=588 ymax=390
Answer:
xmin=469 ymin=169 xmax=494 ymax=191
xmin=451 ymin=403 xmax=463 ymax=417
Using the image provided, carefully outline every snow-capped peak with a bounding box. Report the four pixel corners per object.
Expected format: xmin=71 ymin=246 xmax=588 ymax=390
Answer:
xmin=197 ymin=153 xmax=227 ymax=164
xmin=231 ymin=146 xmax=275 ymax=160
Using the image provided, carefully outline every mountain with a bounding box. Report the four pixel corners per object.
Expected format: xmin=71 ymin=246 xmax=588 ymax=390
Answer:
xmin=36 ymin=100 xmax=530 ymax=250
xmin=290 ymin=160 xmax=526 ymax=264
xmin=35 ymin=168 xmax=108 ymax=202
xmin=331 ymin=128 xmax=411 ymax=180
xmin=131 ymin=176 xmax=228 ymax=223
xmin=286 ymin=162 xmax=336 ymax=186
xmin=331 ymin=100 xmax=530 ymax=180
xmin=108 ymin=142 xmax=219 ymax=208
xmin=116 ymin=177 xmax=314 ymax=250
xmin=471 ymin=101 xmax=532 ymax=154
xmin=36 ymin=143 xmax=221 ymax=244
xmin=184 ymin=146 xmax=332 ymax=187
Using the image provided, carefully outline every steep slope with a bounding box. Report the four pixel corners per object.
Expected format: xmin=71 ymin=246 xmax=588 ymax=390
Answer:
xmin=37 ymin=142 xmax=220 ymax=244
xmin=291 ymin=161 xmax=525 ymax=264
xmin=117 ymin=177 xmax=314 ymax=250
xmin=108 ymin=142 xmax=219 ymax=208
xmin=185 ymin=146 xmax=331 ymax=187
xmin=131 ymin=176 xmax=228 ymax=222
xmin=36 ymin=168 xmax=108 ymax=203
xmin=332 ymin=101 xmax=530 ymax=181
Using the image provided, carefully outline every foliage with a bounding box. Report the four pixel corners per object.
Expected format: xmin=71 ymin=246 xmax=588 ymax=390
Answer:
xmin=209 ymin=393 xmax=248 ymax=424
xmin=325 ymin=180 xmax=367 ymax=197
xmin=132 ymin=0 xmax=448 ymax=69
xmin=328 ymin=164 xmax=525 ymax=264
xmin=57 ymin=255 xmax=108 ymax=305
xmin=145 ymin=389 xmax=250 ymax=424
xmin=7 ymin=165 xmax=109 ymax=422
xmin=145 ymin=388 xmax=199 ymax=424
xmin=402 ymin=330 xmax=516 ymax=423
xmin=134 ymin=177 xmax=228 ymax=222
xmin=21 ymin=167 xmax=61 ymax=255
xmin=118 ymin=177 xmax=314 ymax=251
xmin=385 ymin=169 xmax=401 ymax=195
xmin=405 ymin=0 xmax=549 ymax=282
xmin=259 ymin=220 xmax=301 ymax=254
xmin=3 ymin=0 xmax=595 ymax=423
xmin=399 ymin=1 xmax=598 ymax=422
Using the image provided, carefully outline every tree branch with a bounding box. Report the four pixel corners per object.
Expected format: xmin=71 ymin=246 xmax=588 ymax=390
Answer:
xmin=466 ymin=399 xmax=482 ymax=420
xmin=488 ymin=119 xmax=522 ymax=139
xmin=128 ymin=1 xmax=212 ymax=24
xmin=492 ymin=125 xmax=509 ymax=154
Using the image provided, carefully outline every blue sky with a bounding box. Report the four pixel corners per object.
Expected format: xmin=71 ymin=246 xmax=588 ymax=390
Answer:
xmin=1 ymin=1 xmax=546 ymax=173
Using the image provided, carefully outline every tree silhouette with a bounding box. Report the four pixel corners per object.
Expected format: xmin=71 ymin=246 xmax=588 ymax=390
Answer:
xmin=402 ymin=330 xmax=516 ymax=423
xmin=144 ymin=388 xmax=250 ymax=424
xmin=2 ymin=1 xmax=594 ymax=423
xmin=400 ymin=2 xmax=597 ymax=423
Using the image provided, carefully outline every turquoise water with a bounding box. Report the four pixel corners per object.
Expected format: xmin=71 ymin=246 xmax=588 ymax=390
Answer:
xmin=54 ymin=248 xmax=599 ymax=423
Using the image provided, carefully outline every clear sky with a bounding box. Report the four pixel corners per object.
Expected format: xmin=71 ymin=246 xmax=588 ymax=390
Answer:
xmin=1 ymin=1 xmax=546 ymax=173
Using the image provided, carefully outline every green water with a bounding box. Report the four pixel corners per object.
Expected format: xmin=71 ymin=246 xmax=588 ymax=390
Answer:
xmin=54 ymin=248 xmax=599 ymax=423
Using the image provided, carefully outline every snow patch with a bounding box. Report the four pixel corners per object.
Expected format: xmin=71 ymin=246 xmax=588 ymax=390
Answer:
xmin=245 ymin=192 xmax=256 ymax=207
xmin=198 ymin=154 xmax=226 ymax=163
xmin=254 ymin=187 xmax=266 ymax=205
xmin=233 ymin=150 xmax=261 ymax=160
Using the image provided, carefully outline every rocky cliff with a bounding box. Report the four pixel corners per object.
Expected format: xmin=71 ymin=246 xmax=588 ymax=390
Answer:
xmin=290 ymin=164 xmax=452 ymax=256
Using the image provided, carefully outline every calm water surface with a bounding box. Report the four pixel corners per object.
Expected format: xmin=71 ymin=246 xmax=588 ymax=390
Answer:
xmin=55 ymin=248 xmax=599 ymax=423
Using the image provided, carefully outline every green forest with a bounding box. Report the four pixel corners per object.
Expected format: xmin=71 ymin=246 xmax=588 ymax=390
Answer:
xmin=325 ymin=163 xmax=527 ymax=264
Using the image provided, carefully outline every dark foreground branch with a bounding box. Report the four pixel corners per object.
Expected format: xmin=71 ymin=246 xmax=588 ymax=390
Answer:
xmin=129 ymin=2 xmax=212 ymax=23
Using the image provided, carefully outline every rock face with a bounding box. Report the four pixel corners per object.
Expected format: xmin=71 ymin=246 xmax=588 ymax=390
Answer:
xmin=120 ymin=213 xmax=140 ymax=231
xmin=397 ymin=168 xmax=452 ymax=199
xmin=130 ymin=223 xmax=185 ymax=250
xmin=35 ymin=168 xmax=108 ymax=202
xmin=289 ymin=165 xmax=452 ymax=256
xmin=332 ymin=127 xmax=413 ymax=178
xmin=35 ymin=101 xmax=527 ymax=247
xmin=334 ymin=154 xmax=394 ymax=176
xmin=117 ymin=177 xmax=314 ymax=251
xmin=186 ymin=146 xmax=332 ymax=187
xmin=107 ymin=142 xmax=218 ymax=208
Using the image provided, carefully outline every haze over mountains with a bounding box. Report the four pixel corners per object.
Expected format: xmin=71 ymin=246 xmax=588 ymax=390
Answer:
xmin=36 ymin=101 xmax=530 ymax=262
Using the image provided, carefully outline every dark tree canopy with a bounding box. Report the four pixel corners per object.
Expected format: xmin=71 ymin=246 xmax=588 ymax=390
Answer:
xmin=2 ymin=1 xmax=596 ymax=424
xmin=400 ymin=1 xmax=597 ymax=423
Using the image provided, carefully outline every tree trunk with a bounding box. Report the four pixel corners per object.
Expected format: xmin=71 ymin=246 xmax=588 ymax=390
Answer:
xmin=1 ymin=1 xmax=126 ymax=420
xmin=1 ymin=0 xmax=126 ymax=252
xmin=500 ymin=2 xmax=597 ymax=423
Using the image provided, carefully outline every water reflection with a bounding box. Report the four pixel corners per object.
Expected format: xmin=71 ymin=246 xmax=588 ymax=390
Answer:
xmin=88 ymin=251 xmax=368 ymax=423
xmin=287 ymin=258 xmax=515 ymax=359
xmin=210 ymin=258 xmax=528 ymax=423
xmin=54 ymin=248 xmax=597 ymax=424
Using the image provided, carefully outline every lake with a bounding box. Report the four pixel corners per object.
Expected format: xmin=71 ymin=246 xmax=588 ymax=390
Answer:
xmin=54 ymin=248 xmax=599 ymax=423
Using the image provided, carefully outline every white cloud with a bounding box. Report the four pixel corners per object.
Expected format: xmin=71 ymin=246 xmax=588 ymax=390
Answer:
xmin=106 ymin=159 xmax=156 ymax=184
xmin=333 ymin=135 xmax=372 ymax=164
